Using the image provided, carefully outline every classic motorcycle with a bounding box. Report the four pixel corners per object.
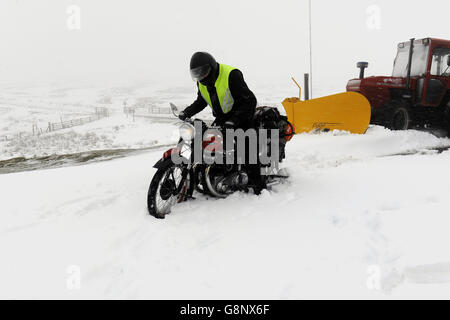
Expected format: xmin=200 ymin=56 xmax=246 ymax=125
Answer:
xmin=147 ymin=103 xmax=294 ymax=218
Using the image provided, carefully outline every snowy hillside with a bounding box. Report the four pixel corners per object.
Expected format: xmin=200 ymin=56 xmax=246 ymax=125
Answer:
xmin=0 ymin=83 xmax=291 ymax=161
xmin=2 ymin=124 xmax=450 ymax=299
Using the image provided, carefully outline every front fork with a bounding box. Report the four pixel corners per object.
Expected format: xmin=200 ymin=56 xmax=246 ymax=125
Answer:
xmin=173 ymin=141 xmax=195 ymax=198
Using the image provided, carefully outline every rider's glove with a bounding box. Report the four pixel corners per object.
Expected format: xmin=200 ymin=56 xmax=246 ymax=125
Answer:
xmin=178 ymin=111 xmax=188 ymax=121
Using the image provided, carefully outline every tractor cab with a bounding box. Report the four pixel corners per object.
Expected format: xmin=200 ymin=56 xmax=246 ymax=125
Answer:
xmin=422 ymin=41 xmax=450 ymax=106
xmin=347 ymin=38 xmax=450 ymax=129
xmin=393 ymin=38 xmax=450 ymax=107
xmin=392 ymin=39 xmax=430 ymax=79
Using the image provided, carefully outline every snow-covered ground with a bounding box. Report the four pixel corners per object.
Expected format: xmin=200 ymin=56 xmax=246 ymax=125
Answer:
xmin=1 ymin=120 xmax=450 ymax=299
xmin=1 ymin=84 xmax=450 ymax=299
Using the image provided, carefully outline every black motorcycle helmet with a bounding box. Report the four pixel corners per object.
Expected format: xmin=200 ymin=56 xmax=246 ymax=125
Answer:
xmin=190 ymin=52 xmax=218 ymax=85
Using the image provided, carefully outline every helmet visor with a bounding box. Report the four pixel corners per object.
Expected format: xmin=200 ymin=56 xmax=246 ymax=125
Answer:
xmin=190 ymin=64 xmax=211 ymax=81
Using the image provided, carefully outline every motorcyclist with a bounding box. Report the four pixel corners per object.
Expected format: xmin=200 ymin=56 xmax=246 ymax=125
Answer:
xmin=179 ymin=52 xmax=257 ymax=129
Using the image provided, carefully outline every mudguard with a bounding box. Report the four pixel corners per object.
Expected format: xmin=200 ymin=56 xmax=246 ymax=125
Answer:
xmin=154 ymin=147 xmax=183 ymax=170
xmin=153 ymin=148 xmax=189 ymax=170
xmin=153 ymin=157 xmax=175 ymax=170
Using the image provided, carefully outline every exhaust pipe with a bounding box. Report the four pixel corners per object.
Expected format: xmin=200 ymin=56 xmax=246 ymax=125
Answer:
xmin=406 ymin=38 xmax=415 ymax=90
xmin=357 ymin=62 xmax=369 ymax=79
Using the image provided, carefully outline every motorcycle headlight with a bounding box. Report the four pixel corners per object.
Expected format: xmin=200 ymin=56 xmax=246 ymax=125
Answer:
xmin=179 ymin=123 xmax=195 ymax=141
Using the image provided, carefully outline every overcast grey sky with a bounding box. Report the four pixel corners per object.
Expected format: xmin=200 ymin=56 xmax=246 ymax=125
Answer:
xmin=1 ymin=0 xmax=449 ymax=94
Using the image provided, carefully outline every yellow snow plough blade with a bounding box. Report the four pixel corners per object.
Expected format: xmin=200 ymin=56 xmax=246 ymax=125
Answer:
xmin=282 ymin=92 xmax=371 ymax=134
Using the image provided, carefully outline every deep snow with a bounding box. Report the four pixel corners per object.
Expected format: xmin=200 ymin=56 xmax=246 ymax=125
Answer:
xmin=1 ymin=125 xmax=450 ymax=299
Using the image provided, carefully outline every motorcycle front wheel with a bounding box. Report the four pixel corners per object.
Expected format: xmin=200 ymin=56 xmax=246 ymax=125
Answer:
xmin=147 ymin=164 xmax=191 ymax=219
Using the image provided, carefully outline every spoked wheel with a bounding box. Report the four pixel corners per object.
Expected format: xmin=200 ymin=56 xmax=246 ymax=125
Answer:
xmin=147 ymin=164 xmax=190 ymax=219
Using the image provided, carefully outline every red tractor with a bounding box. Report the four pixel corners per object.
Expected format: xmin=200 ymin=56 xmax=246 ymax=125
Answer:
xmin=347 ymin=38 xmax=450 ymax=131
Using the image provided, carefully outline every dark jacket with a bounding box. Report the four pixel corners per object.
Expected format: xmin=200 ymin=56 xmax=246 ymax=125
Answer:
xmin=183 ymin=65 xmax=257 ymax=129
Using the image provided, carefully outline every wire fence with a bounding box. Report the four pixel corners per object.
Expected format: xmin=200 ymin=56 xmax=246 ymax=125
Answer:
xmin=1 ymin=132 xmax=27 ymax=142
xmin=123 ymin=106 xmax=135 ymax=115
xmin=147 ymin=106 xmax=171 ymax=114
xmin=123 ymin=105 xmax=172 ymax=123
xmin=124 ymin=106 xmax=171 ymax=115
xmin=46 ymin=107 xmax=109 ymax=133
xmin=0 ymin=107 xmax=110 ymax=143
xmin=0 ymin=135 xmax=11 ymax=142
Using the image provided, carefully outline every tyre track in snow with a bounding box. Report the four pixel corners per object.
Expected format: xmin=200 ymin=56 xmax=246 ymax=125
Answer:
xmin=0 ymin=144 xmax=174 ymax=175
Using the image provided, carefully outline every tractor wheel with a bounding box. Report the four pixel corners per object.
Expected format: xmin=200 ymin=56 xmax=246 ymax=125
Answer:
xmin=444 ymin=103 xmax=450 ymax=137
xmin=386 ymin=102 xmax=412 ymax=130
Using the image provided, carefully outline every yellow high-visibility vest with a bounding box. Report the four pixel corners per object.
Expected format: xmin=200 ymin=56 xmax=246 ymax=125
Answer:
xmin=198 ymin=64 xmax=236 ymax=114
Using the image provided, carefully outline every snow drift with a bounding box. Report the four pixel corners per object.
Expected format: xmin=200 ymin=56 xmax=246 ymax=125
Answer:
xmin=1 ymin=126 xmax=450 ymax=299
